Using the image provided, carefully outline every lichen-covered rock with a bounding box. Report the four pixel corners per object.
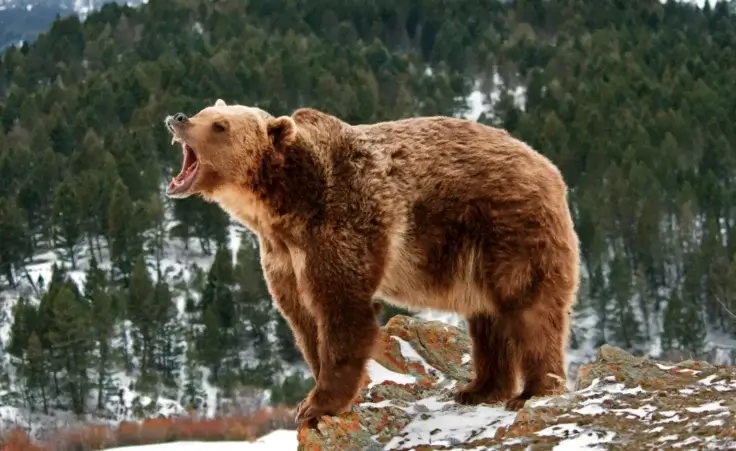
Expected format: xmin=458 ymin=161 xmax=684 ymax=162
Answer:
xmin=297 ymin=315 xmax=736 ymax=450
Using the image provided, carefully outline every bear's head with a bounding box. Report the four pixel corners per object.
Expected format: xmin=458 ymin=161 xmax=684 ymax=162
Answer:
xmin=164 ymin=98 xmax=297 ymax=199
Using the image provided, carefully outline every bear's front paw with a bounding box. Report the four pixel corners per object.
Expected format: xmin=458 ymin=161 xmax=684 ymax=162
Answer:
xmin=295 ymin=387 xmax=348 ymax=425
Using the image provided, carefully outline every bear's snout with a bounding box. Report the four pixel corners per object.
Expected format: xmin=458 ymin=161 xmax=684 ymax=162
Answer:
xmin=173 ymin=113 xmax=188 ymax=123
xmin=166 ymin=113 xmax=189 ymax=133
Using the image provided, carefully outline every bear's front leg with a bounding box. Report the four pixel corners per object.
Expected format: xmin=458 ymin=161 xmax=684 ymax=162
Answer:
xmin=294 ymin=237 xmax=383 ymax=425
xmin=260 ymin=238 xmax=322 ymax=380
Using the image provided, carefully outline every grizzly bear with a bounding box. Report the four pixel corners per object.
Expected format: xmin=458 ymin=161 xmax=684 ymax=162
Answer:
xmin=164 ymin=99 xmax=580 ymax=424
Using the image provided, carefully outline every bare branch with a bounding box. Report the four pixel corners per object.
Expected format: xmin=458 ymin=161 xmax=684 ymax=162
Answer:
xmin=714 ymin=295 xmax=736 ymax=320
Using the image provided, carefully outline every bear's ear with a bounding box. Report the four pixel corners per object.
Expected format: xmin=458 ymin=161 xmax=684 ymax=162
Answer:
xmin=266 ymin=116 xmax=297 ymax=149
xmin=214 ymin=98 xmax=227 ymax=107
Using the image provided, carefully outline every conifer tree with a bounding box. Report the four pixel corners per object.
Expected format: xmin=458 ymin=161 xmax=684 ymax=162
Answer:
xmin=0 ymin=196 xmax=32 ymax=287
xmin=108 ymin=180 xmax=144 ymax=284
xmin=47 ymin=285 xmax=92 ymax=415
xmin=52 ymin=177 xmax=83 ymax=268
xmin=127 ymin=256 xmax=157 ymax=390
xmin=84 ymin=255 xmax=118 ymax=412
xmin=196 ymin=243 xmax=239 ymax=389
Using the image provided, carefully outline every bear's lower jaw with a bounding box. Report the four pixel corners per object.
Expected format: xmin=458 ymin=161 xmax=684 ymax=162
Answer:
xmin=166 ymin=183 xmax=193 ymax=198
xmin=167 ymin=161 xmax=199 ymax=198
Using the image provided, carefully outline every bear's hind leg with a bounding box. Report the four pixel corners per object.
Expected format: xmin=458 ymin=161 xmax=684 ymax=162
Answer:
xmin=505 ymin=306 xmax=568 ymax=411
xmin=454 ymin=312 xmax=518 ymax=406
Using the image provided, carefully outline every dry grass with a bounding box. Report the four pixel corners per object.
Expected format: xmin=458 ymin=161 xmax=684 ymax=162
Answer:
xmin=1 ymin=406 xmax=296 ymax=451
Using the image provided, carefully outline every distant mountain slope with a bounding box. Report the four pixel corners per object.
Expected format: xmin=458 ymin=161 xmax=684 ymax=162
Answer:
xmin=0 ymin=0 xmax=146 ymax=50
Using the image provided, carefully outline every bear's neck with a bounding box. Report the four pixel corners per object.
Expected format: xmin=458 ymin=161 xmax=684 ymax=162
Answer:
xmin=250 ymin=142 xmax=326 ymax=224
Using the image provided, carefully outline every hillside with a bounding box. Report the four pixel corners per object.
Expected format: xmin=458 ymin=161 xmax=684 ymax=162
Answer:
xmin=1 ymin=0 xmax=736 ymax=446
xmin=302 ymin=315 xmax=736 ymax=450
xmin=0 ymin=1 xmax=146 ymax=50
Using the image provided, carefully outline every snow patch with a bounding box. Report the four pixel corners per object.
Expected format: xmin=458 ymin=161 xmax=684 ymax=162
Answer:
xmin=101 ymin=428 xmax=297 ymax=450
xmin=685 ymin=401 xmax=727 ymax=413
xmin=366 ymin=360 xmax=417 ymax=388
xmin=536 ymin=423 xmax=616 ymax=450
xmin=385 ymin=404 xmax=517 ymax=450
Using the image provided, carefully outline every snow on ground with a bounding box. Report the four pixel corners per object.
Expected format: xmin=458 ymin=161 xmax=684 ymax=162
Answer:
xmin=0 ymin=215 xmax=259 ymax=434
xmin=660 ymin=0 xmax=722 ymax=9
xmin=456 ymin=70 xmax=527 ymax=123
xmin=535 ymin=423 xmax=617 ymax=450
xmin=366 ymin=360 xmax=417 ymax=389
xmin=384 ymin=398 xmax=517 ymax=449
xmin=357 ymin=335 xmax=736 ymax=450
xmin=359 ymin=334 xmax=521 ymax=450
xmin=101 ymin=428 xmax=297 ymax=450
xmin=414 ymin=309 xmax=463 ymax=328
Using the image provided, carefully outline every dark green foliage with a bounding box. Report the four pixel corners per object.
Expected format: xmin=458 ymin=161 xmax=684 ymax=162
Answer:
xmin=0 ymin=196 xmax=32 ymax=287
xmin=2 ymin=0 xmax=736 ymax=416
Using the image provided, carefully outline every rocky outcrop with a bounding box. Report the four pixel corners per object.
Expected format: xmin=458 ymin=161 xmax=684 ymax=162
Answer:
xmin=297 ymin=315 xmax=736 ymax=450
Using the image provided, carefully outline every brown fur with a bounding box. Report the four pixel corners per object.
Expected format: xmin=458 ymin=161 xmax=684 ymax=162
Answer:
xmin=164 ymin=99 xmax=580 ymax=423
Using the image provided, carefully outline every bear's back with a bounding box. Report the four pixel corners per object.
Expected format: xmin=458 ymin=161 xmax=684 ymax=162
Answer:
xmin=347 ymin=116 xmax=566 ymax=207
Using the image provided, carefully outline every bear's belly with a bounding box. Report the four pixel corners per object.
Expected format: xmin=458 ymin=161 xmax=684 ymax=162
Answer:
xmin=374 ymin=236 xmax=492 ymax=316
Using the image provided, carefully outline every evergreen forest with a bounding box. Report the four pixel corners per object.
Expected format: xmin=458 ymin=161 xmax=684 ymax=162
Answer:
xmin=1 ymin=0 xmax=736 ymax=422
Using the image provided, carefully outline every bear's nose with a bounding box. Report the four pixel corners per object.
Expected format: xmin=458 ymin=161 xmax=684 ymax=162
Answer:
xmin=173 ymin=113 xmax=188 ymax=122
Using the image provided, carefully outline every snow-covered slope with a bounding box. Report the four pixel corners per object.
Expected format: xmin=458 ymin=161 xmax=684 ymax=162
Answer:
xmin=102 ymin=429 xmax=297 ymax=450
xmin=300 ymin=315 xmax=736 ymax=450
xmin=0 ymin=222 xmax=248 ymax=436
xmin=0 ymin=0 xmax=146 ymax=16
xmin=0 ymin=0 xmax=147 ymax=50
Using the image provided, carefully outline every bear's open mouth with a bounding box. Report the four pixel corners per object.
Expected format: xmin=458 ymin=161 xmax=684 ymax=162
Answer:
xmin=167 ymin=143 xmax=199 ymax=197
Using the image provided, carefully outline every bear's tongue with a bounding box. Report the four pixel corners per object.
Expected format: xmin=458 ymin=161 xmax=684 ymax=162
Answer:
xmin=167 ymin=144 xmax=199 ymax=196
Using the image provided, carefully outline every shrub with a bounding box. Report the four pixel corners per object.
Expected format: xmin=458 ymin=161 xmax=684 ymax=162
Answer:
xmin=36 ymin=405 xmax=297 ymax=450
xmin=1 ymin=428 xmax=46 ymax=451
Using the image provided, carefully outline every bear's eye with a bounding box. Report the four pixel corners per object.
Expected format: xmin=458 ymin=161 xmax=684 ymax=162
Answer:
xmin=212 ymin=121 xmax=227 ymax=133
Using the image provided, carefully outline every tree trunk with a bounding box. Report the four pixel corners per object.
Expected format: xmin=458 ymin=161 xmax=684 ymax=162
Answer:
xmin=97 ymin=342 xmax=109 ymax=412
xmin=4 ymin=265 xmax=15 ymax=288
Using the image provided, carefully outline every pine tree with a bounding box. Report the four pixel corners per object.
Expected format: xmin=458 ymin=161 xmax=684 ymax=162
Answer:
xmin=0 ymin=196 xmax=32 ymax=287
xmin=181 ymin=344 xmax=207 ymax=415
xmin=273 ymin=315 xmax=302 ymax=365
xmin=17 ymin=147 xmax=60 ymax=242
xmin=606 ymin=253 xmax=644 ymax=353
xmin=269 ymin=373 xmax=314 ymax=407
xmin=84 ymin=255 xmax=118 ymax=413
xmin=47 ymin=285 xmax=93 ymax=415
xmin=7 ymin=296 xmax=35 ymax=360
xmin=171 ymin=199 xmax=197 ymax=250
xmin=126 ymin=256 xmax=157 ymax=390
xmin=196 ymin=244 xmax=239 ymax=390
xmin=145 ymin=193 xmax=168 ymax=277
xmin=108 ymin=180 xmax=144 ymax=284
xmin=8 ymin=296 xmax=50 ymax=412
xmin=25 ymin=332 xmax=50 ymax=414
xmin=75 ymin=153 xmax=119 ymax=262
xmin=194 ymin=202 xmax=230 ymax=255
xmin=52 ymin=177 xmax=83 ymax=268
xmin=151 ymin=279 xmax=184 ymax=392
xmin=233 ymin=238 xmax=280 ymax=387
